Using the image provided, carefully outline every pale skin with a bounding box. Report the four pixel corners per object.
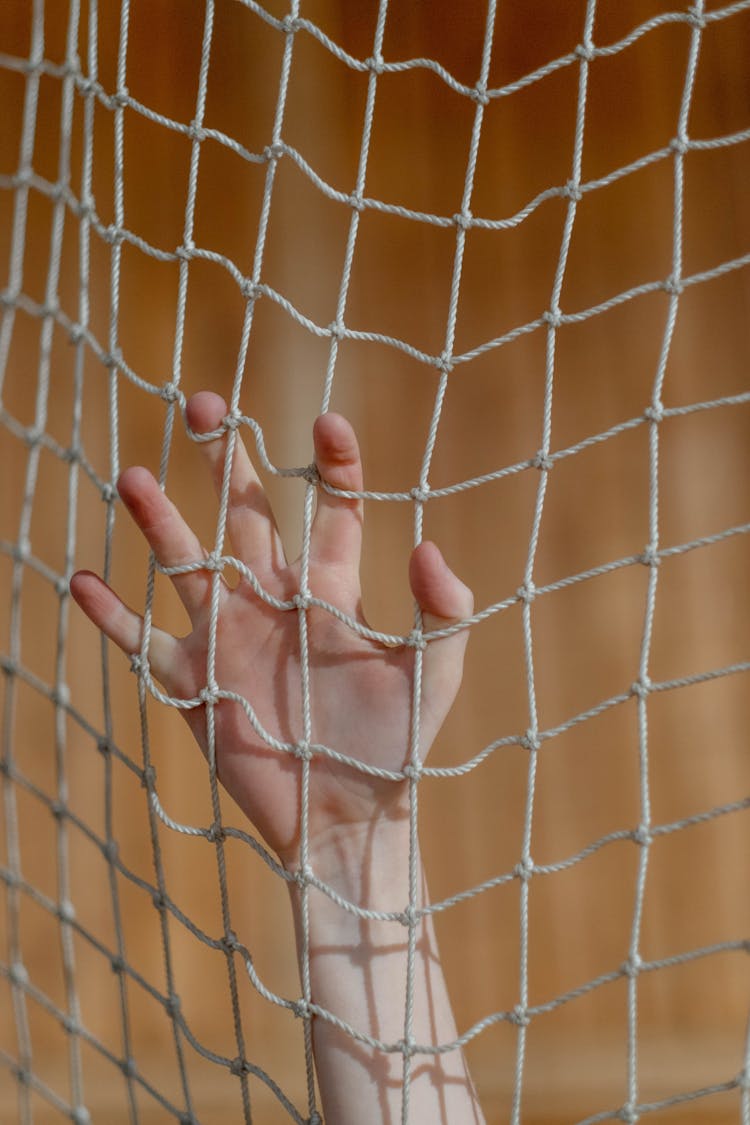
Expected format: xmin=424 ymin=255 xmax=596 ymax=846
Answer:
xmin=70 ymin=391 xmax=485 ymax=1124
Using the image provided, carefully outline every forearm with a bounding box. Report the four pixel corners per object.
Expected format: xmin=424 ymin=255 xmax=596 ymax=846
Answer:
xmin=288 ymin=819 xmax=484 ymax=1125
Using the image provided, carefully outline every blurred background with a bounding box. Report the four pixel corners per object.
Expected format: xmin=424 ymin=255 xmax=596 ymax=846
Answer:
xmin=1 ymin=1 xmax=749 ymax=1122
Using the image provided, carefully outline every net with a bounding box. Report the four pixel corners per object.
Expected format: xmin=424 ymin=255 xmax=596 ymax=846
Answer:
xmin=1 ymin=0 xmax=749 ymax=1122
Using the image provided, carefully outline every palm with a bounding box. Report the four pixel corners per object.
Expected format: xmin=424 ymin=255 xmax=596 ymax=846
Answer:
xmin=71 ymin=394 xmax=471 ymax=868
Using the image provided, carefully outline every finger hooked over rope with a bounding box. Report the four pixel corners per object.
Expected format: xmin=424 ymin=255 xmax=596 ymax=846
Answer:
xmin=69 ymin=571 xmax=176 ymax=681
xmin=310 ymin=413 xmax=364 ymax=573
xmin=186 ymin=391 xmax=285 ymax=570
xmin=408 ymin=540 xmax=473 ymax=701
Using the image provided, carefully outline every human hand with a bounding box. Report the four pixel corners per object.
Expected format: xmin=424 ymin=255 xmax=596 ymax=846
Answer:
xmin=70 ymin=393 xmax=472 ymax=869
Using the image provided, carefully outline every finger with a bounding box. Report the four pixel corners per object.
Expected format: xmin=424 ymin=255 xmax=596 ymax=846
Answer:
xmin=409 ymin=541 xmax=473 ymax=704
xmin=310 ymin=413 xmax=364 ymax=572
xmin=117 ymin=466 xmax=211 ymax=619
xmin=70 ymin=570 xmax=176 ymax=681
xmin=186 ymin=392 xmax=284 ymax=570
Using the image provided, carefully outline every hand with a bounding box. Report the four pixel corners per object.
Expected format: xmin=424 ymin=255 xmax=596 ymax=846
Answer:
xmin=71 ymin=392 xmax=472 ymax=869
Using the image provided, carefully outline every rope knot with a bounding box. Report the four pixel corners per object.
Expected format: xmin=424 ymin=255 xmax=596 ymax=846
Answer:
xmin=472 ymin=82 xmax=490 ymax=106
xmin=410 ymin=486 xmax=429 ymax=503
xmin=348 ymin=192 xmax=365 ymax=211
xmin=631 ymin=677 xmax=651 ymax=700
xmin=543 ymin=308 xmax=562 ymax=329
xmin=366 ymin=54 xmax=385 ymax=74
xmin=663 ymin=275 xmax=683 ymax=296
xmin=240 ymin=277 xmax=261 ymax=300
xmin=522 ymin=729 xmax=541 ymax=752
xmin=633 ymin=825 xmax=651 ymax=847
xmin=686 ymin=6 xmax=706 ymax=29
xmin=68 ymin=322 xmax=84 ymax=344
xmin=641 ymin=544 xmax=660 ymax=567
xmin=403 ymin=763 xmax=422 ymax=781
xmin=188 ymin=119 xmax=206 ymax=142
xmin=294 ymin=740 xmax=313 ymax=761
xmin=574 ymin=42 xmax=595 ymax=61
xmin=623 ymin=953 xmax=642 ymax=978
xmin=229 ymin=1056 xmax=247 ymax=1077
xmin=129 ymin=653 xmax=147 ymax=676
xmin=101 ymin=482 xmax=117 ymax=503
xmin=263 ymin=142 xmax=285 ymax=163
xmin=512 ymin=1004 xmax=530 ymax=1027
xmin=407 ymin=628 xmax=427 ymax=652
xmin=221 ymin=930 xmax=239 ymax=954
xmin=533 ymin=451 xmax=553 ymax=472
xmin=295 ymin=864 xmax=313 ymax=887
xmin=160 ymin=381 xmax=181 ymax=405
xmin=564 ymin=179 xmax=583 ymax=202
xmin=223 ymin=409 xmax=242 ymax=432
xmin=292 ymin=997 xmax=311 ymax=1019
xmin=199 ymin=685 xmax=219 ymax=706
xmin=643 ymin=403 xmax=664 ymax=424
xmin=453 ymin=210 xmax=472 ymax=231
xmin=514 ymin=857 xmax=534 ymax=881
xmin=328 ymin=320 xmax=345 ymax=340
xmin=399 ymin=1035 xmax=417 ymax=1058
xmin=281 ymin=14 xmax=300 ymax=33
xmin=517 ymin=581 xmax=536 ymax=605
xmin=207 ymin=822 xmax=225 ymax=843
xmin=302 ymin=463 xmax=320 ymax=485
xmin=293 ymin=592 xmax=312 ymax=611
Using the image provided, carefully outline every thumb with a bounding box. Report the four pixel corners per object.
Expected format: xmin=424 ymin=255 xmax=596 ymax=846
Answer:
xmin=408 ymin=541 xmax=473 ymax=717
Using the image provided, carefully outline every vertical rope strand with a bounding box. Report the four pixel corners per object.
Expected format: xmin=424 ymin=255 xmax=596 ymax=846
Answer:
xmin=511 ymin=5 xmax=597 ymax=1120
xmin=625 ymin=8 xmax=705 ymax=1121
xmin=0 ymin=6 xmax=46 ymax=1121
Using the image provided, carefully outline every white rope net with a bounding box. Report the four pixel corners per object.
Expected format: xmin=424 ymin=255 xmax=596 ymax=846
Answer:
xmin=1 ymin=0 xmax=749 ymax=1122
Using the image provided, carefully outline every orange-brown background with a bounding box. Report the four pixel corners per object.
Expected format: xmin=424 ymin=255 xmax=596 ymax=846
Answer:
xmin=0 ymin=1 xmax=748 ymax=1122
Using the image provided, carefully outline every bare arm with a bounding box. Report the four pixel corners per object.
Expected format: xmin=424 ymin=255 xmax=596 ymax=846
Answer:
xmin=70 ymin=391 xmax=484 ymax=1123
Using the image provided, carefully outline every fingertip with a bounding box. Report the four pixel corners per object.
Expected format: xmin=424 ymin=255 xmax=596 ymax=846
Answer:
xmin=186 ymin=390 xmax=228 ymax=435
xmin=409 ymin=540 xmax=473 ymax=623
xmin=313 ymin=412 xmax=363 ymax=491
xmin=116 ymin=465 xmax=155 ymax=507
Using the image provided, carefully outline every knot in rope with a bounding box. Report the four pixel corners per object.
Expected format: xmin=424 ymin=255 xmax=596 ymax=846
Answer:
xmin=410 ymin=486 xmax=429 ymax=503
xmin=403 ymin=762 xmax=422 ymax=781
xmin=229 ymin=1056 xmax=247 ymax=1077
xmin=643 ymin=403 xmax=664 ymax=424
xmin=511 ymin=1004 xmax=530 ymax=1027
xmin=630 ymin=677 xmax=651 ymax=700
xmin=294 ymin=740 xmax=313 ymax=762
xmin=222 ymin=409 xmax=242 ymax=432
xmin=407 ymin=628 xmax=427 ymax=652
xmin=292 ymin=997 xmax=311 ymax=1020
xmin=453 ymin=210 xmax=472 ymax=231
xmin=686 ymin=6 xmax=706 ymax=29
xmin=293 ymin=592 xmax=312 ymax=611
xmin=160 ymin=381 xmax=181 ymax=405
xmin=517 ymin=581 xmax=536 ymax=605
xmin=633 ymin=825 xmax=652 ymax=847
xmin=366 ymin=54 xmax=385 ymax=74
xmin=199 ymin=685 xmax=219 ymax=706
xmin=564 ymin=179 xmax=583 ymax=202
xmin=543 ymin=308 xmax=563 ymax=328
xmin=302 ymin=463 xmax=320 ymax=485
xmin=471 ymin=82 xmax=490 ymax=106
xmin=533 ymin=451 xmax=553 ymax=472
xmin=663 ymin=274 xmax=684 ymax=296
xmin=514 ymin=857 xmax=534 ymax=881
xmin=622 ymin=953 xmax=642 ymax=978
xmin=348 ymin=191 xmax=365 ymax=211
xmin=574 ymin=42 xmax=595 ymax=61
xmin=641 ymin=544 xmax=660 ymax=567
xmin=263 ymin=142 xmax=285 ymax=163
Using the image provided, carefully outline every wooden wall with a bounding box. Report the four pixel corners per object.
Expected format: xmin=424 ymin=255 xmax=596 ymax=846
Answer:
xmin=1 ymin=1 xmax=748 ymax=1122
